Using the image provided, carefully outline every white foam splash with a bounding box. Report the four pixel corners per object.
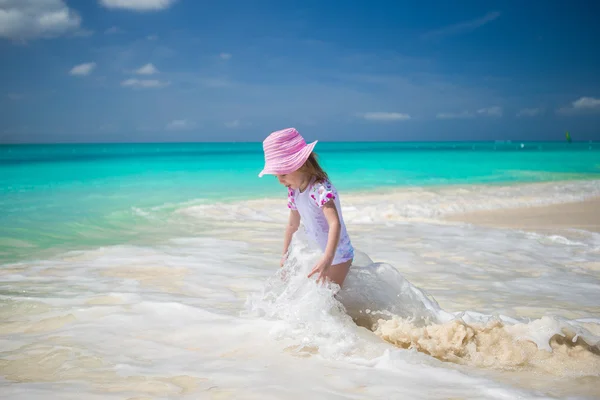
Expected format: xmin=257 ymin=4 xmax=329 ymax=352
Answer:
xmin=246 ymin=236 xmax=600 ymax=377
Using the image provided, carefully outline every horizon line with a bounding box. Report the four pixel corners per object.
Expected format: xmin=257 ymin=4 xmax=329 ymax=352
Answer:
xmin=1 ymin=139 xmax=593 ymax=146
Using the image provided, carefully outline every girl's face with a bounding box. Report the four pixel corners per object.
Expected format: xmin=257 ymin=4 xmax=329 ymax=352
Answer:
xmin=276 ymin=169 xmax=308 ymax=190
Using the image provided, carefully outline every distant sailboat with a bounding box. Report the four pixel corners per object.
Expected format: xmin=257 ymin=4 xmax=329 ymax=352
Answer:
xmin=566 ymin=131 xmax=572 ymax=143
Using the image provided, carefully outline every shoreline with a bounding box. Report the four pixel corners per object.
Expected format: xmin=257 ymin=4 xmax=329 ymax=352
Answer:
xmin=237 ymin=176 xmax=600 ymax=206
xmin=2 ymin=178 xmax=600 ymax=265
xmin=152 ymin=176 xmax=600 ymax=207
xmin=348 ymin=175 xmax=600 ymax=195
xmin=444 ymin=196 xmax=600 ymax=233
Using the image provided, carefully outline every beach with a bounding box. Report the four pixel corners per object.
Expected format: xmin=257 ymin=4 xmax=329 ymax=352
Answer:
xmin=1 ymin=142 xmax=599 ymax=399
xmin=446 ymin=196 xmax=600 ymax=233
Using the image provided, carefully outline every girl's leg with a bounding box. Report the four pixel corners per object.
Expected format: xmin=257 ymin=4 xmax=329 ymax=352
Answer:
xmin=323 ymin=259 xmax=352 ymax=288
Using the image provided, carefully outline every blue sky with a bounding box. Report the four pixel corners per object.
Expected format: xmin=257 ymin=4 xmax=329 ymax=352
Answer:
xmin=1 ymin=0 xmax=599 ymax=143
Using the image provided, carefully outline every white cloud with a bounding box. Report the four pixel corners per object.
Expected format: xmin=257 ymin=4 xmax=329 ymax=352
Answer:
xmin=69 ymin=62 xmax=96 ymax=76
xmin=219 ymin=52 xmax=232 ymax=60
xmin=573 ymin=97 xmax=600 ymax=109
xmin=166 ymin=119 xmax=195 ymax=130
xmin=422 ymin=11 xmax=501 ymax=39
xmin=135 ymin=63 xmax=158 ymax=75
xmin=224 ymin=120 xmax=252 ymax=128
xmin=476 ymin=106 xmax=502 ymax=117
xmin=201 ymin=78 xmax=233 ymax=88
xmin=98 ymin=123 xmax=119 ymax=133
xmin=147 ymin=34 xmax=158 ymax=40
xmin=99 ymin=0 xmax=177 ymax=11
xmin=0 ymin=0 xmax=83 ymax=40
xmin=361 ymin=112 xmax=411 ymax=121
xmin=436 ymin=111 xmax=474 ymax=119
xmin=104 ymin=26 xmax=122 ymax=34
xmin=437 ymin=107 xmax=502 ymax=119
xmin=121 ymin=78 xmax=168 ymax=88
xmin=76 ymin=29 xmax=94 ymax=37
xmin=557 ymin=96 xmax=600 ymax=115
xmin=224 ymin=120 xmax=240 ymax=128
xmin=7 ymin=93 xmax=25 ymax=100
xmin=516 ymin=107 xmax=543 ymax=117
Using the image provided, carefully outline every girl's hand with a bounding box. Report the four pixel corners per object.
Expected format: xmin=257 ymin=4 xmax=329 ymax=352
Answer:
xmin=280 ymin=255 xmax=286 ymax=267
xmin=308 ymin=256 xmax=332 ymax=284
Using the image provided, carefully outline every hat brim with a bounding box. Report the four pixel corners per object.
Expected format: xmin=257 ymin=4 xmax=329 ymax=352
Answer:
xmin=258 ymin=140 xmax=318 ymax=177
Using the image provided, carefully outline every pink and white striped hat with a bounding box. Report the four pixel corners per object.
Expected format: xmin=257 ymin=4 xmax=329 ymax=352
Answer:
xmin=258 ymin=128 xmax=318 ymax=177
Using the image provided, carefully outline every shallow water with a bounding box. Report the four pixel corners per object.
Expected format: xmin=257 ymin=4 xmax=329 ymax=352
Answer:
xmin=1 ymin=143 xmax=600 ymax=399
xmin=2 ymin=186 xmax=599 ymax=399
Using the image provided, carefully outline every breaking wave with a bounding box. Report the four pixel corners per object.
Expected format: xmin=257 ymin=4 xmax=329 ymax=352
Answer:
xmin=246 ymin=232 xmax=600 ymax=377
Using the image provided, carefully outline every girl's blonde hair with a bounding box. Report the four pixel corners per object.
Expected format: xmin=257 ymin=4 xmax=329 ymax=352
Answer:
xmin=300 ymin=152 xmax=328 ymax=183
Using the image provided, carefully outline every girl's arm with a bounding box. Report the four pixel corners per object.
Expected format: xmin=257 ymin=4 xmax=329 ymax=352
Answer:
xmin=308 ymin=201 xmax=341 ymax=281
xmin=281 ymin=209 xmax=300 ymax=266
xmin=320 ymin=201 xmax=341 ymax=264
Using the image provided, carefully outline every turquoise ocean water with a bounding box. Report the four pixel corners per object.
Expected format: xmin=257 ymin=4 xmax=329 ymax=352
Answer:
xmin=1 ymin=141 xmax=599 ymax=263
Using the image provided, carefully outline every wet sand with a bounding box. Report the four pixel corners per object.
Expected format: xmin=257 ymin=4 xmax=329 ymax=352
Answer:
xmin=445 ymin=197 xmax=600 ymax=233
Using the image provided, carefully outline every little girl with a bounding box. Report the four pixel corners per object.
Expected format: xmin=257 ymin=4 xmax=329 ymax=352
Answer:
xmin=258 ymin=127 xmax=354 ymax=287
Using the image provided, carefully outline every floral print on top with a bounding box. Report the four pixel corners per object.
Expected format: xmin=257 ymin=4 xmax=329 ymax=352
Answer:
xmin=309 ymin=179 xmax=336 ymax=208
xmin=287 ymin=187 xmax=297 ymax=210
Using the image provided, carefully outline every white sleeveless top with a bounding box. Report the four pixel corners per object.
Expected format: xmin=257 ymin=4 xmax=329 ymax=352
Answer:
xmin=287 ymin=178 xmax=354 ymax=265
